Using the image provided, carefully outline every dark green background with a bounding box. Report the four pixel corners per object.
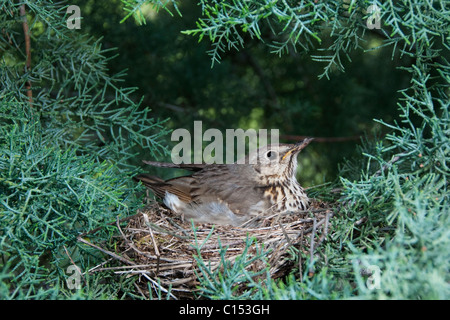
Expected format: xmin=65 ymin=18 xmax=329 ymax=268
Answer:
xmin=74 ymin=0 xmax=411 ymax=185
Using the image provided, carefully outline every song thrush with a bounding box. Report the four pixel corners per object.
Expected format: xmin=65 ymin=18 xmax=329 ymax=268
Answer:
xmin=133 ymin=138 xmax=313 ymax=226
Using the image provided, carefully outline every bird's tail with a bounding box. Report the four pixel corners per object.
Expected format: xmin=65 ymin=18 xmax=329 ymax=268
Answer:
xmin=142 ymin=161 xmax=205 ymax=171
xmin=133 ymin=174 xmax=168 ymax=199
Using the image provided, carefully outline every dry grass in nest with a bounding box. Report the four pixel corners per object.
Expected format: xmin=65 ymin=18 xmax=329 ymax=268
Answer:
xmin=78 ymin=199 xmax=336 ymax=299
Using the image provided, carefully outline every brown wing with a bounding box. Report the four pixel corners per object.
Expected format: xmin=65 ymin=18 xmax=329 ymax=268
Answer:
xmin=143 ymin=161 xmax=206 ymax=172
xmin=188 ymin=164 xmax=266 ymax=214
xmin=133 ymin=174 xmax=194 ymax=203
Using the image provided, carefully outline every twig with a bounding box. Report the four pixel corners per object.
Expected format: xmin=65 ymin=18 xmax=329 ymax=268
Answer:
xmin=298 ymin=216 xmax=326 ymax=235
xmin=134 ymin=282 xmax=148 ymax=299
xmin=316 ymin=210 xmax=331 ymax=248
xmin=142 ymin=213 xmax=161 ymax=275
xmin=63 ymin=245 xmax=87 ymax=286
xmin=308 ymin=217 xmax=317 ymax=277
xmin=298 ymin=230 xmax=304 ymax=282
xmin=157 ymin=102 xmax=185 ymax=113
xmin=87 ymin=258 xmax=115 ymax=273
xmin=141 ymin=272 xmax=177 ymax=300
xmin=116 ymin=215 xmax=159 ymax=263
xmin=278 ymin=221 xmax=292 ymax=247
xmin=187 ymin=240 xmax=244 ymax=251
xmin=281 ymin=134 xmax=362 ymax=143
xmin=20 ymin=4 xmax=32 ymax=106
xmin=90 ymin=262 xmax=194 ymax=274
xmin=165 ymin=216 xmax=191 ymax=238
xmin=373 ymin=152 xmax=409 ymax=177
xmin=142 ymin=215 xmax=190 ymax=240
xmin=77 ymin=236 xmax=135 ymax=266
xmin=77 ymin=213 xmax=139 ymax=238
xmin=355 ymin=216 xmax=368 ymax=226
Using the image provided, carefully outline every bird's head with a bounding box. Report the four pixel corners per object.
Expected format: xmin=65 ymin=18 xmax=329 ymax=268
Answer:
xmin=245 ymin=138 xmax=313 ymax=185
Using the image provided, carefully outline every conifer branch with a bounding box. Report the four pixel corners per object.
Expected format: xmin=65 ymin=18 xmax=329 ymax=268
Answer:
xmin=20 ymin=4 xmax=32 ymax=106
xmin=280 ymin=134 xmax=362 ymax=143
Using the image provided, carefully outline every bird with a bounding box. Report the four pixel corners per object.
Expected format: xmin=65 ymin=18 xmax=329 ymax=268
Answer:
xmin=133 ymin=138 xmax=313 ymax=227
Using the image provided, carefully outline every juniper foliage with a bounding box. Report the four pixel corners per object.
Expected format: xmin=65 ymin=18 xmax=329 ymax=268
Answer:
xmin=0 ymin=1 xmax=169 ymax=298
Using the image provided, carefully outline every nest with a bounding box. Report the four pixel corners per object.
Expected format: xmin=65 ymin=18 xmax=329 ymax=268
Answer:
xmin=79 ymin=199 xmax=335 ymax=299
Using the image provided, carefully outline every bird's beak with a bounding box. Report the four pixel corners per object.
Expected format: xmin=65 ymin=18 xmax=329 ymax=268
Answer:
xmin=282 ymin=138 xmax=314 ymax=161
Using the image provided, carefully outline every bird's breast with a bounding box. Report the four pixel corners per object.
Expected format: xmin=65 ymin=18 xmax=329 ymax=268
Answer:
xmin=263 ymin=180 xmax=309 ymax=212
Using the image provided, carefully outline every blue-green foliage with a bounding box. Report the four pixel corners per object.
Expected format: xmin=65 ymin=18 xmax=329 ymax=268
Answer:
xmin=0 ymin=2 xmax=169 ymax=298
xmin=341 ymin=64 xmax=449 ymax=299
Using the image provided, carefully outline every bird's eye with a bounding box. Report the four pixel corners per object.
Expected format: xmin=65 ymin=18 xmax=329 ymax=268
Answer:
xmin=266 ymin=151 xmax=277 ymax=160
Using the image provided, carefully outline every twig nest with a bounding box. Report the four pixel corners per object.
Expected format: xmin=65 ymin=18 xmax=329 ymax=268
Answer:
xmin=91 ymin=199 xmax=334 ymax=299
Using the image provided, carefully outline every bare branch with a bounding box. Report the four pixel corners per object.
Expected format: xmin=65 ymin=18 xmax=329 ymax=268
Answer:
xmin=20 ymin=4 xmax=33 ymax=106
